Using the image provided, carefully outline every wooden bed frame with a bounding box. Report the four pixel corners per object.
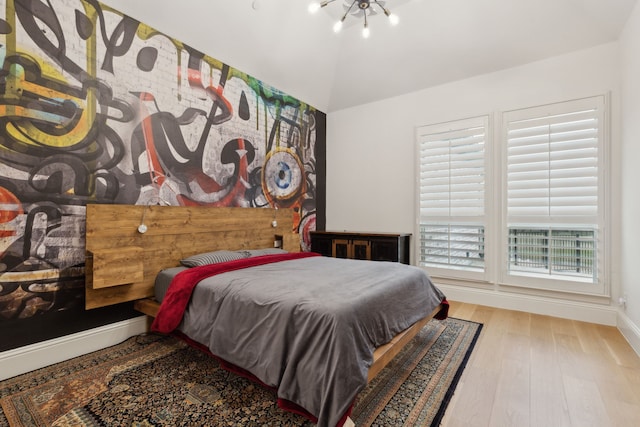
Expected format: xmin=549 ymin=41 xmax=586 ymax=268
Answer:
xmin=84 ymin=204 xmax=443 ymax=383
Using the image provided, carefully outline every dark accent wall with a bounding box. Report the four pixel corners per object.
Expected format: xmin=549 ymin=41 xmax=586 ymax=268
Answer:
xmin=0 ymin=0 xmax=326 ymax=351
xmin=314 ymin=111 xmax=327 ymax=231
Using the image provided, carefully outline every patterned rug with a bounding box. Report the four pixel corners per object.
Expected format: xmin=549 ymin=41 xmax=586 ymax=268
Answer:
xmin=0 ymin=318 xmax=482 ymax=427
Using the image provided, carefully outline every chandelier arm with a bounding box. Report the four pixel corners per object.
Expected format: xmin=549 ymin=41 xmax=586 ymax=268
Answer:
xmin=363 ymin=8 xmax=370 ymax=37
xmin=372 ymin=0 xmax=391 ymax=16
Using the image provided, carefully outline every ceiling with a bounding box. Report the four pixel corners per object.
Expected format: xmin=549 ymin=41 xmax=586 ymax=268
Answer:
xmin=102 ymin=0 xmax=637 ymax=113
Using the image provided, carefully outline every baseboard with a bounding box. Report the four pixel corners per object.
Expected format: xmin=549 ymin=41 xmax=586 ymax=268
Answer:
xmin=0 ymin=316 xmax=149 ymax=381
xmin=438 ymin=284 xmax=619 ymax=326
xmin=617 ymin=311 xmax=640 ymax=357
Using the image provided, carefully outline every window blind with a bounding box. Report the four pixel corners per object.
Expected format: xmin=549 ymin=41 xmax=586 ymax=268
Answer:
xmin=415 ymin=96 xmax=607 ymax=291
xmin=417 ymin=116 xmax=488 ymax=271
xmin=503 ymin=96 xmax=604 ymax=284
xmin=418 ymin=117 xmax=487 ymax=220
xmin=505 ymin=97 xmax=603 ymax=223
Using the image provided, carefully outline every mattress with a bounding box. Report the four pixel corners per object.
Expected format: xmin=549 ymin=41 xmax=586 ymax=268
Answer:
xmin=154 ymin=266 xmax=188 ymax=302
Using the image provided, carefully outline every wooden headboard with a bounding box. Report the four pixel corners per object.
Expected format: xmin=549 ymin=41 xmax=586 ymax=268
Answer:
xmin=85 ymin=204 xmax=301 ymax=309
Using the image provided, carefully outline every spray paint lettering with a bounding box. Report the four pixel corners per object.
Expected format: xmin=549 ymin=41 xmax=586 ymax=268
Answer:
xmin=0 ymin=0 xmax=321 ymax=322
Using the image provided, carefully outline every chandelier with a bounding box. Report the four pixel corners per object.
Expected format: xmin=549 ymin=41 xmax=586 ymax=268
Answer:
xmin=308 ymin=0 xmax=399 ymax=38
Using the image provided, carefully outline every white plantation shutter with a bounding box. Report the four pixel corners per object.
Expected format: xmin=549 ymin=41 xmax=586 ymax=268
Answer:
xmin=415 ymin=96 xmax=608 ymax=292
xmin=418 ymin=117 xmax=487 ymax=221
xmin=417 ymin=116 xmax=488 ymax=272
xmin=503 ymin=96 xmax=605 ymax=286
xmin=505 ymin=97 xmax=603 ymax=224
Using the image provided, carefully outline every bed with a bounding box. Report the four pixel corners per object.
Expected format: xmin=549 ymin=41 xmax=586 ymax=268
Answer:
xmin=84 ymin=204 xmax=447 ymax=427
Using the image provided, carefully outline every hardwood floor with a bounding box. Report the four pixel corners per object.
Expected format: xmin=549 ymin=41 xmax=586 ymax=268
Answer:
xmin=441 ymin=301 xmax=640 ymax=427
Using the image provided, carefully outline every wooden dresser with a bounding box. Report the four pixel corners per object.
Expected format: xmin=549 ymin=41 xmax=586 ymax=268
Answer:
xmin=310 ymin=231 xmax=411 ymax=264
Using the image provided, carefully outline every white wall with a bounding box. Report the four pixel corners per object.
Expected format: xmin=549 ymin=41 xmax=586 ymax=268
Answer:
xmin=327 ymin=42 xmax=627 ymax=328
xmin=327 ymin=43 xmax=621 ymax=232
xmin=619 ymin=1 xmax=640 ymax=351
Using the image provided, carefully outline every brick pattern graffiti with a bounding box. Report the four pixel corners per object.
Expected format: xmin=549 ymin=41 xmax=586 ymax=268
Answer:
xmin=0 ymin=0 xmax=320 ymax=321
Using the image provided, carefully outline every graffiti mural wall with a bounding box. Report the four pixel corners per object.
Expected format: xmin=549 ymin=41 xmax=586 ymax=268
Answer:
xmin=0 ymin=0 xmax=324 ymax=350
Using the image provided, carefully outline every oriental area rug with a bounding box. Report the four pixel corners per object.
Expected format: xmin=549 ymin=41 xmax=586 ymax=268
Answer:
xmin=0 ymin=318 xmax=482 ymax=427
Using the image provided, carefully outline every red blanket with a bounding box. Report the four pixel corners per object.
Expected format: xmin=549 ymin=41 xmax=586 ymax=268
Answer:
xmin=151 ymin=252 xmax=320 ymax=333
xmin=435 ymin=299 xmax=449 ymax=320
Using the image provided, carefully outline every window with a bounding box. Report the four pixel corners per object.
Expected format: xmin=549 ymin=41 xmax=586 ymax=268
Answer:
xmin=416 ymin=95 xmax=608 ymax=296
xmin=503 ymin=96 xmax=605 ymax=292
xmin=508 ymin=228 xmax=596 ymax=280
xmin=416 ymin=116 xmax=488 ymax=278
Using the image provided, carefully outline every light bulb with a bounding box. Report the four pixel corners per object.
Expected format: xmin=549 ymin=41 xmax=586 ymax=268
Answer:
xmin=308 ymin=2 xmax=321 ymax=13
xmin=389 ymin=13 xmax=399 ymax=26
xmin=362 ymin=26 xmax=370 ymax=38
xmin=333 ymin=20 xmax=343 ymax=32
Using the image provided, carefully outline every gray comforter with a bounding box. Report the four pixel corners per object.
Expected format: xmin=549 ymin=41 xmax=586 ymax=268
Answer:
xmin=171 ymin=255 xmax=445 ymax=427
